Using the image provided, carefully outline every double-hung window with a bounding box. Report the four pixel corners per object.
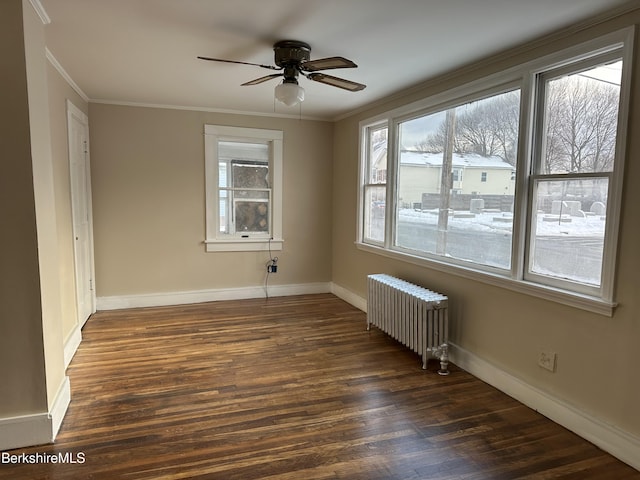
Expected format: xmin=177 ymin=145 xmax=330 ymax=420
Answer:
xmin=204 ymin=125 xmax=283 ymax=252
xmin=362 ymin=123 xmax=388 ymax=245
xmin=526 ymin=52 xmax=625 ymax=298
xmin=358 ymin=30 xmax=632 ymax=314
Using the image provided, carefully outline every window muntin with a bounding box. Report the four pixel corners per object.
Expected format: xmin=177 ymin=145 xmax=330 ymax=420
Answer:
xmin=394 ymin=89 xmax=520 ymax=270
xmin=205 ymin=125 xmax=283 ymax=252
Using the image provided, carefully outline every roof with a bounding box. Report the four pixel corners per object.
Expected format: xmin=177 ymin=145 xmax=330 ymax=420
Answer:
xmin=401 ymin=150 xmax=514 ymax=170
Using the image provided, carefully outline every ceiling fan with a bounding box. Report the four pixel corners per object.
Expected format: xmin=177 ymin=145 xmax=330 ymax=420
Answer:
xmin=198 ymin=40 xmax=366 ymax=106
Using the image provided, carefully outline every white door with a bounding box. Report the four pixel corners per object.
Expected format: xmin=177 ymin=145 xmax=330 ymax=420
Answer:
xmin=67 ymin=101 xmax=95 ymax=326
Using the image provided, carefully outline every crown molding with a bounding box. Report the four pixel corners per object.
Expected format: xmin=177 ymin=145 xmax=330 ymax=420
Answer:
xmin=89 ymin=99 xmax=330 ymax=122
xmin=28 ymin=0 xmax=50 ymax=25
xmin=45 ymin=48 xmax=90 ymax=102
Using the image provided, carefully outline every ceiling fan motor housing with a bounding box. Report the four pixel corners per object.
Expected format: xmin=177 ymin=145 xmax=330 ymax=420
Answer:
xmin=274 ymin=40 xmax=311 ymax=67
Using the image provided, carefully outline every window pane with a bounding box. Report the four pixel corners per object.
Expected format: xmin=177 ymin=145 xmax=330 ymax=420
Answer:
xmin=219 ymin=191 xmax=228 ymax=233
xmin=232 ymin=161 xmax=268 ymax=189
xmin=541 ymin=60 xmax=621 ymax=174
xmin=529 ymin=178 xmax=608 ymax=286
xmin=218 ymin=141 xmax=269 ymax=188
xmin=235 ymin=200 xmax=269 ymax=233
xmin=368 ymin=126 xmax=388 ymax=184
xmin=219 ymin=189 xmax=270 ymax=235
xmin=364 ymin=186 xmax=386 ymax=243
xmin=219 ymin=162 xmax=228 ymax=188
xmin=395 ymin=90 xmax=519 ymax=269
xmin=219 ymin=141 xmax=269 ymax=162
xmin=217 ymin=140 xmax=271 ymax=236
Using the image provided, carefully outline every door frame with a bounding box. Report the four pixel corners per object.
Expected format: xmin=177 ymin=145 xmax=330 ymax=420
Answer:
xmin=67 ymin=100 xmax=96 ymax=326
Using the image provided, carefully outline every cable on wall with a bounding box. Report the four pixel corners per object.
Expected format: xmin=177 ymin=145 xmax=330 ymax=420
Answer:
xmin=264 ymin=237 xmax=278 ymax=299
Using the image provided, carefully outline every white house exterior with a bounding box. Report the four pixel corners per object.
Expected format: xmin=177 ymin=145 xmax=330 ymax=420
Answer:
xmin=398 ymin=150 xmax=516 ymax=207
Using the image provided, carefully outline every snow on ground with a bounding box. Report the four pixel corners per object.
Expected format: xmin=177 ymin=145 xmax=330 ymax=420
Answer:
xmin=398 ymin=208 xmax=606 ymax=237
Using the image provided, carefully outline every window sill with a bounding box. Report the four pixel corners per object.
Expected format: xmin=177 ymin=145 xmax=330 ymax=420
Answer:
xmin=355 ymin=241 xmax=616 ymax=317
xmin=205 ymin=238 xmax=283 ymax=252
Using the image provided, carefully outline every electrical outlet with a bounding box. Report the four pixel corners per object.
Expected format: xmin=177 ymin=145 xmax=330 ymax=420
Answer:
xmin=267 ymin=257 xmax=278 ymax=273
xmin=538 ymin=350 xmax=557 ymax=372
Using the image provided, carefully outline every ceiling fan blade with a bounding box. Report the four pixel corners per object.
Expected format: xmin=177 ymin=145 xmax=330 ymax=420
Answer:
xmin=241 ymin=74 xmax=283 ymax=86
xmin=307 ymin=73 xmax=366 ymax=91
xmin=197 ymin=56 xmax=280 ymax=71
xmin=301 ymin=56 xmax=357 ymax=72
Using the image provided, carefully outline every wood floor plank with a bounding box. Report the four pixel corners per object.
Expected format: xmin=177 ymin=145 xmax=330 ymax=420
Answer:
xmin=1 ymin=294 xmax=637 ymax=479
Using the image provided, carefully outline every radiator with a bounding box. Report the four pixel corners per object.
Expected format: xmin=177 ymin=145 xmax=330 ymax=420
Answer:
xmin=367 ymin=274 xmax=450 ymax=375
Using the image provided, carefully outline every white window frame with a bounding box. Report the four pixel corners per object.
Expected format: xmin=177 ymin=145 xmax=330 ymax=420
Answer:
xmin=524 ymin=49 xmax=625 ymax=299
xmin=356 ymin=28 xmax=634 ymax=316
xmin=360 ymin=121 xmax=389 ymax=247
xmin=205 ymin=125 xmax=283 ymax=252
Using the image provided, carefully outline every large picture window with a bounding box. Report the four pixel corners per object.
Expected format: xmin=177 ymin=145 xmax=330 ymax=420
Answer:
xmin=395 ymin=89 xmax=519 ymax=270
xmin=205 ymin=125 xmax=283 ymax=252
xmin=358 ymin=31 xmax=632 ymax=314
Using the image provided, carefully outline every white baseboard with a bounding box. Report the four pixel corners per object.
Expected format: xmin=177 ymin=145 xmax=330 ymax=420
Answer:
xmin=330 ymin=282 xmax=367 ymax=312
xmin=63 ymin=325 xmax=82 ymax=368
xmin=96 ymin=282 xmax=332 ymax=310
xmin=0 ymin=376 xmax=70 ymax=451
xmin=449 ymin=343 xmax=640 ymax=472
xmin=50 ymin=376 xmax=71 ymax=440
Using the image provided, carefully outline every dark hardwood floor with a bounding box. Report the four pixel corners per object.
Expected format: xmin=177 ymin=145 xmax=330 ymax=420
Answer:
xmin=1 ymin=294 xmax=637 ymax=479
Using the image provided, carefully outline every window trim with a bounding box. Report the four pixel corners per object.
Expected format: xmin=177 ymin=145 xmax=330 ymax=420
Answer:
xmin=356 ymin=27 xmax=634 ymax=316
xmin=204 ymin=125 xmax=283 ymax=252
xmin=358 ymin=120 xmax=389 ymax=247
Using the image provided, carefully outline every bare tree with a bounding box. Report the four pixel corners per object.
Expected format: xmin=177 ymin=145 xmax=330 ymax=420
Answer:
xmin=414 ymin=76 xmax=618 ymax=175
xmin=456 ymin=102 xmax=500 ymax=157
xmin=414 ymin=122 xmax=450 ymax=153
xmin=544 ymin=75 xmax=619 ymax=173
xmin=485 ymin=91 xmax=520 ymax=166
xmin=414 ymin=91 xmax=520 ymax=165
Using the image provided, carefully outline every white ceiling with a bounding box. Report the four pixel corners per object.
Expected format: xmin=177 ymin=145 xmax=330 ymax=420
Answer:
xmin=40 ymin=0 xmax=633 ymax=120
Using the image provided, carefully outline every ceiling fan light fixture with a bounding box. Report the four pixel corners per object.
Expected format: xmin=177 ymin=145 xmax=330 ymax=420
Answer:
xmin=275 ymin=81 xmax=305 ymax=107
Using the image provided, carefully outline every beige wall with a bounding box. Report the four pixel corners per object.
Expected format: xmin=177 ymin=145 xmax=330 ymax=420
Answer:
xmin=22 ymin=0 xmax=67 ymax=412
xmin=332 ymin=8 xmax=640 ymax=442
xmin=0 ymin=0 xmax=69 ymax=419
xmin=0 ymin=0 xmax=48 ymax=416
xmin=46 ymin=63 xmax=90 ymax=345
xmin=89 ymin=104 xmax=334 ymax=297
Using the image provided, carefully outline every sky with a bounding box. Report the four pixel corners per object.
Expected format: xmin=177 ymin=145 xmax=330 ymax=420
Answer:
xmin=397 ymin=60 xmax=621 ymax=150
